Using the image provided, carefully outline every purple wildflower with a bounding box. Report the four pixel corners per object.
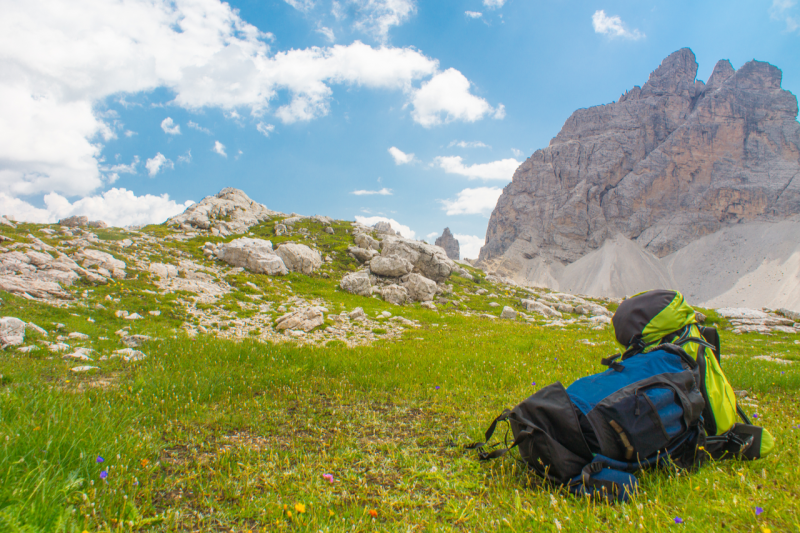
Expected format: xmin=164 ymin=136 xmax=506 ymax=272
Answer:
xmin=99 ymin=470 xmax=108 ymax=479
xmin=753 ymin=413 xmax=758 ymax=419
xmin=674 ymin=517 xmax=683 ymax=524
xmin=96 ymin=456 xmax=104 ymax=463
xmin=531 ymin=382 xmax=536 ymax=386
xmin=755 ymin=507 xmax=764 ymax=516
xmin=323 ymin=474 xmax=334 ymax=483
xmin=435 ymin=386 xmax=440 ymax=390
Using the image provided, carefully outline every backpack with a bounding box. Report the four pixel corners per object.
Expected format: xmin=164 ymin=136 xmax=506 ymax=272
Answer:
xmin=469 ymin=289 xmax=773 ymax=502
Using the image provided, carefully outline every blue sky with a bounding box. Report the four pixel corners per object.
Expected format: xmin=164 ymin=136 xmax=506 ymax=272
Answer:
xmin=1 ymin=0 xmax=799 ymax=257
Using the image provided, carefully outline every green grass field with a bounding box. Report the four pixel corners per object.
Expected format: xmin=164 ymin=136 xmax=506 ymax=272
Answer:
xmin=0 ymin=221 xmax=798 ymax=531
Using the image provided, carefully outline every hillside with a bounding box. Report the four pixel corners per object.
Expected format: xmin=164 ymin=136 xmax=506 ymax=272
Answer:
xmin=0 ymin=191 xmax=798 ymax=531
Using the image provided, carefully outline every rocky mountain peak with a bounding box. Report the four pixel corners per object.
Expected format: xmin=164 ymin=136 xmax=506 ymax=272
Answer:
xmin=434 ymin=228 xmax=459 ymax=260
xmin=479 ymin=48 xmax=800 ymax=290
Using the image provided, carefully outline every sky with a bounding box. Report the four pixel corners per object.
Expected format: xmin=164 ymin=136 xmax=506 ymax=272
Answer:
xmin=1 ymin=0 xmax=799 ymax=258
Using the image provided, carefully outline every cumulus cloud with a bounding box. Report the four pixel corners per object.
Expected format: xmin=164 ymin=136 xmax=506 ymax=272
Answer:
xmin=482 ymin=0 xmax=506 ymax=8
xmin=187 ymin=121 xmax=211 ymax=134
xmin=145 ymin=153 xmax=173 ymax=176
xmin=511 ymin=148 xmax=524 ymax=158
xmin=213 ymin=141 xmax=227 ymax=157
xmin=177 ymin=150 xmax=192 ymax=164
xmin=0 ymin=188 xmax=193 ymax=227
xmin=592 ymin=10 xmax=645 ymax=40
xmin=284 ymin=0 xmax=316 ymax=12
xmin=449 ymin=140 xmax=489 ymax=149
xmin=425 ymin=231 xmax=438 ymax=242
xmin=453 ymin=233 xmax=485 ymax=259
xmin=435 ymin=156 xmax=519 ymax=181
xmin=440 ymin=187 xmax=503 ymax=216
xmin=411 ymin=69 xmax=504 ymax=127
xmin=351 ymin=187 xmax=393 ymax=195
xmin=388 ymin=146 xmax=415 ymax=164
xmin=465 ymin=11 xmax=482 ymax=18
xmin=160 ymin=117 xmax=181 ymax=135
xmin=0 ymin=0 xmax=498 ymax=199
xmin=100 ymin=156 xmax=140 ymax=175
xmin=257 ymin=123 xmax=276 ymax=137
xmin=355 ymin=215 xmax=415 ymax=239
xmin=350 ymin=0 xmax=417 ymax=42
xmin=770 ymin=0 xmax=800 ymax=32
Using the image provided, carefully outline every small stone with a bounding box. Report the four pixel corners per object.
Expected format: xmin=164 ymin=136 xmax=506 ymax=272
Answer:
xmin=500 ymin=306 xmax=517 ymax=319
xmin=112 ymin=348 xmax=147 ymax=362
xmin=149 ymin=310 xmax=161 ymax=316
xmin=488 ymin=302 xmax=500 ymax=308
xmin=70 ymin=365 xmax=99 ymax=372
xmin=349 ymin=307 xmax=366 ymax=319
xmin=381 ymin=311 xmax=392 ymax=318
xmin=0 ymin=317 xmax=26 ymax=347
xmin=124 ymin=313 xmax=143 ymax=320
xmin=122 ymin=335 xmax=152 ymax=347
xmin=48 ymin=342 xmax=70 ymax=352
xmin=67 ymin=332 xmax=90 ymax=340
xmin=18 ymin=345 xmax=39 ymax=353
xmin=695 ymin=312 xmax=707 ymax=323
xmin=114 ymin=310 xmax=129 ymax=318
xmin=325 ymin=227 xmax=334 ymax=234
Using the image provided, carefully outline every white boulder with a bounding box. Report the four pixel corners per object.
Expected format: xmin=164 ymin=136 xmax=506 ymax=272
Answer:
xmin=0 ymin=317 xmax=26 ymax=347
xmin=275 ymin=243 xmax=322 ymax=274
xmin=401 ymin=273 xmax=438 ymax=302
xmin=276 ymin=306 xmax=325 ymax=332
xmin=216 ymin=237 xmax=288 ymax=275
xmin=340 ymin=270 xmax=372 ymax=296
xmin=369 ymin=256 xmax=413 ymax=278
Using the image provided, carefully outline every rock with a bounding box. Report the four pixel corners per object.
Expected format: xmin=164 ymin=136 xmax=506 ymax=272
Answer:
xmin=380 ymin=236 xmax=455 ymax=282
xmin=87 ymin=220 xmax=108 ymax=229
xmin=63 ymin=348 xmax=93 ymax=361
xmin=476 ymin=289 xmax=488 ymax=295
xmin=70 ymin=365 xmax=99 ymax=372
xmin=167 ymin=188 xmax=280 ymax=235
xmin=122 ymin=334 xmax=152 ymax=347
xmin=124 ymin=313 xmax=143 ymax=320
xmin=520 ymin=299 xmax=563 ymax=318
xmin=347 ymin=246 xmax=380 ymax=263
xmin=274 ymin=224 xmax=288 ymax=236
xmin=453 ymin=266 xmax=473 ymax=280
xmin=434 ymin=227 xmax=460 ymax=260
xmin=500 ymin=306 xmax=517 ymax=319
xmin=75 ymin=249 xmax=126 ymax=277
xmin=0 ymin=274 xmax=73 ymax=300
xmin=59 ymin=215 xmax=88 ymax=227
xmin=695 ymin=312 xmax=707 ymax=323
xmin=373 ymin=221 xmax=397 ymax=235
xmin=488 ymin=302 xmax=500 ymax=308
xmin=149 ymin=310 xmax=161 ymax=316
xmin=49 ymin=343 xmax=70 ymax=352
xmin=349 ymin=307 xmax=366 ymax=319
xmin=17 ymin=346 xmax=39 ymax=353
xmin=573 ymin=303 xmax=612 ymax=317
xmin=0 ymin=317 xmax=26 ymax=346
xmin=401 ymin=273 xmax=438 ymax=302
xmin=115 ymin=310 xmax=129 ymax=318
xmin=355 ymin=233 xmax=381 ymax=251
xmin=420 ymin=301 xmax=437 ymax=310
xmin=0 ymin=216 xmax=16 ymax=228
xmin=340 ymin=270 xmax=372 ymax=296
xmin=325 ymin=227 xmax=335 ymax=234
xmin=381 ymin=311 xmax=392 ymax=318
xmin=25 ymin=322 xmax=47 ymax=336
xmin=555 ymin=303 xmax=574 ymax=314
xmin=479 ymin=48 xmax=800 ymax=292
xmin=67 ymin=332 xmax=89 ymax=340
xmin=276 ymin=307 xmax=325 ymax=332
xmin=149 ymin=263 xmax=179 ymax=278
xmin=777 ymin=308 xmax=800 ymax=321
xmin=379 ymin=284 xmax=408 ymax=305
xmin=216 ymin=238 xmax=288 ymax=275
xmin=112 ymin=348 xmax=147 ymax=362
xmin=369 ymin=256 xmax=413 ymax=277
xmin=717 ymin=308 xmax=769 ymax=319
xmin=275 ymin=244 xmax=322 ymax=274
xmin=590 ymin=315 xmax=612 ymax=325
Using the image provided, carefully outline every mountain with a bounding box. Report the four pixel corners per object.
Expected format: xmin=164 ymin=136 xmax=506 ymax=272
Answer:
xmin=478 ymin=48 xmax=800 ymax=306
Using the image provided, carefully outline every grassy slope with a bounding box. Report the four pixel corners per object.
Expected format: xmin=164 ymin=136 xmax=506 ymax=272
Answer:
xmin=0 ymin=221 xmax=797 ymax=532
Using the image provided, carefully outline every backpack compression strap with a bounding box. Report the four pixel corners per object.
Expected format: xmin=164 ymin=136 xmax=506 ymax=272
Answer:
xmin=465 ymin=409 xmax=533 ymax=460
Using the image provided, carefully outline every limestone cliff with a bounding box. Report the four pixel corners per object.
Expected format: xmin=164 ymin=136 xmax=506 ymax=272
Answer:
xmin=435 ymin=228 xmax=459 ymax=260
xmin=479 ymin=48 xmax=800 ymax=285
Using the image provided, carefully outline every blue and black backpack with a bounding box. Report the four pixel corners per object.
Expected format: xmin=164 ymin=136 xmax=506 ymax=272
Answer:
xmin=469 ymin=290 xmax=773 ymax=502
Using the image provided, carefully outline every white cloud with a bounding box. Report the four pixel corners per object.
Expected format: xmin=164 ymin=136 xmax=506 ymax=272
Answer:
xmin=425 ymin=231 xmax=438 ymax=242
xmin=284 ymin=0 xmax=316 ymax=12
xmin=770 ymin=0 xmax=800 ymax=32
xmin=187 ymin=121 xmax=211 ymax=134
xmin=448 ymin=140 xmax=489 ymax=149
xmin=213 ymin=141 xmax=227 ymax=157
xmin=0 ymin=188 xmax=193 ymax=227
xmin=160 ymin=117 xmax=181 ymax=135
xmin=435 ymin=155 xmax=519 ymax=181
xmin=511 ymin=148 xmax=524 ymax=158
xmin=388 ymin=146 xmax=415 ymax=164
xmin=145 ymin=153 xmax=173 ymax=177
xmin=465 ymin=11 xmax=483 ymax=18
xmin=440 ymin=187 xmax=503 ymax=216
xmin=257 ymin=123 xmax=276 ymax=137
xmin=592 ymin=10 xmax=645 ymax=40
xmin=316 ymin=26 xmax=336 ymax=42
xmin=453 ymin=233 xmax=484 ymax=259
xmin=100 ymin=156 xmax=139 ymax=175
xmin=124 ymin=130 xmax=137 ymax=137
xmin=482 ymin=0 xmax=506 ymax=9
xmin=351 ymin=187 xmax=393 ymax=195
xmin=355 ymin=215 xmax=415 ymax=239
xmin=411 ymin=69 xmax=503 ymax=128
xmin=350 ymin=0 xmax=417 ymax=43
xmin=177 ymin=150 xmax=192 ymax=164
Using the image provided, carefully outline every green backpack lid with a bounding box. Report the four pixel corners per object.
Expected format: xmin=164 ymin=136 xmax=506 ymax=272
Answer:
xmin=612 ymin=290 xmax=697 ymax=349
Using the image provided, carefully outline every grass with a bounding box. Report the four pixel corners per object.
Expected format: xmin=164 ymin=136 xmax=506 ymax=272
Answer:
xmin=0 ymin=220 xmax=798 ymax=531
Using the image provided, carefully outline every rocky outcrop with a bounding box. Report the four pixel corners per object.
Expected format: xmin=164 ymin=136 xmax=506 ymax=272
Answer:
xmin=167 ymin=188 xmax=282 ymax=236
xmin=480 ymin=48 xmax=800 ymax=289
xmin=275 ymin=244 xmax=322 ymax=275
xmin=59 ymin=216 xmax=108 ymax=229
xmin=215 ymin=238 xmax=288 ymax=275
xmin=435 ymin=228 xmax=459 ymax=260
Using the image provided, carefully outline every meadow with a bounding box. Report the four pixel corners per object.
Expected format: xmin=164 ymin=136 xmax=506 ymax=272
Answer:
xmin=0 ymin=220 xmax=798 ymax=532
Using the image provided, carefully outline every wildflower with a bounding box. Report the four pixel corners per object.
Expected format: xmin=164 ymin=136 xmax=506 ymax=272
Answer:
xmin=328 ymin=509 xmax=334 ymax=516
xmin=752 ymin=413 xmax=758 ymax=419
xmin=761 ymin=528 xmax=772 ymax=533
xmin=295 ymin=503 xmax=305 ymax=514
xmin=323 ymin=473 xmax=334 ymax=483
xmin=141 ymin=459 xmax=149 ymax=467
xmin=554 ymin=518 xmax=562 ymax=531
xmin=435 ymin=386 xmax=440 ymax=390
xmin=287 ymin=510 xmax=292 ymax=518
xmin=99 ymin=470 xmax=108 ymax=479
xmin=368 ymin=509 xmax=377 ymax=518
xmin=674 ymin=517 xmax=683 ymax=524
xmin=755 ymin=507 xmax=764 ymax=516
xmin=96 ymin=456 xmax=104 ymax=463
xmin=531 ymin=382 xmax=536 ymax=386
